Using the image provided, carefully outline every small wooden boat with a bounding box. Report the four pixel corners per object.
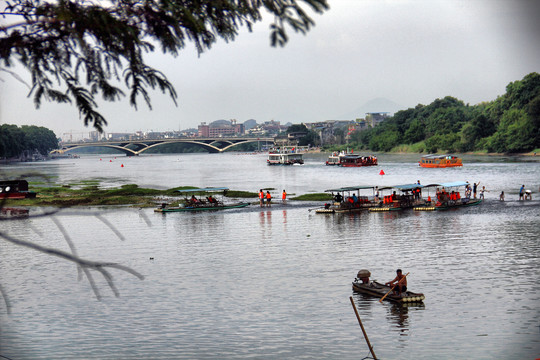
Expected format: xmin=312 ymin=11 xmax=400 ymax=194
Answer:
xmin=0 ymin=180 xmax=37 ymax=199
xmin=154 ymin=187 xmax=250 ymax=213
xmin=267 ymin=148 xmax=304 ymax=165
xmin=155 ymin=202 xmax=249 ymax=212
xmin=414 ymin=181 xmax=482 ymax=211
xmin=352 ymin=275 xmax=425 ymax=304
xmin=315 ymin=186 xmax=379 ymax=213
xmin=419 ymin=154 xmax=462 ymax=168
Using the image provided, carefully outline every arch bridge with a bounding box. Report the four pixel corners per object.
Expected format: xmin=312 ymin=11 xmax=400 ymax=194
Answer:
xmin=51 ymin=137 xmax=275 ymax=156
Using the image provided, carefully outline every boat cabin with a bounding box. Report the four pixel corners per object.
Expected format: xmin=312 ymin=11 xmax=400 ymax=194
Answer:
xmin=419 ymin=154 xmax=462 ymax=168
xmin=267 ymin=152 xmax=304 ymax=165
xmin=339 ymin=155 xmax=377 ymax=167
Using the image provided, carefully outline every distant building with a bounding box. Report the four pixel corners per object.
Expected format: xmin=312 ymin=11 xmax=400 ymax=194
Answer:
xmin=365 ymin=112 xmax=390 ymax=127
xmin=198 ymin=120 xmax=244 ymax=137
xmin=106 ymin=132 xmax=133 ymax=141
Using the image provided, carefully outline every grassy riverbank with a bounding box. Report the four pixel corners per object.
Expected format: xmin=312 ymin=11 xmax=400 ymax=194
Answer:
xmin=2 ymin=183 xmax=331 ymax=208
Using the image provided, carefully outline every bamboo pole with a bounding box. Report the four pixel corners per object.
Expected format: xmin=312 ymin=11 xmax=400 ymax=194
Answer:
xmin=349 ymin=296 xmax=377 ymax=360
xmin=379 ymin=272 xmax=409 ymax=303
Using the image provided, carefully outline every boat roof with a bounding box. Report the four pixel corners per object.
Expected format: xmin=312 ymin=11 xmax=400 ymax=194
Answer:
xmin=424 ymin=181 xmax=469 ymax=188
xmin=325 ymin=185 xmax=376 ymax=192
xmin=421 ymin=154 xmax=460 ymax=159
xmin=393 ymin=183 xmax=424 ymax=191
xmin=176 ymin=187 xmax=229 ymax=193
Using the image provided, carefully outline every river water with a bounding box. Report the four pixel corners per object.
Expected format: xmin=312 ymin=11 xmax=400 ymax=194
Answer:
xmin=1 ymin=153 xmax=539 ymax=359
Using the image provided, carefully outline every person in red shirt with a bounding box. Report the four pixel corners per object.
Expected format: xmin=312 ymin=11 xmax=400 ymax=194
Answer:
xmin=259 ymin=189 xmax=264 ymax=207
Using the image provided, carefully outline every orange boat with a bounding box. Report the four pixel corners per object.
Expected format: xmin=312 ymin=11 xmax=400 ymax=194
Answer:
xmin=419 ymin=154 xmax=462 ymax=168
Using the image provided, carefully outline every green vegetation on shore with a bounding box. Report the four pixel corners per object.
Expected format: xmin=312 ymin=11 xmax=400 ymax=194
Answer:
xmin=0 ymin=125 xmax=58 ymax=159
xmin=2 ymin=183 xmax=305 ymax=208
xmin=343 ymin=72 xmax=540 ymax=154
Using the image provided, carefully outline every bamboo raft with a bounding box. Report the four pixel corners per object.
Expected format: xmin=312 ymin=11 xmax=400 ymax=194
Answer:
xmin=352 ymin=280 xmax=425 ymax=304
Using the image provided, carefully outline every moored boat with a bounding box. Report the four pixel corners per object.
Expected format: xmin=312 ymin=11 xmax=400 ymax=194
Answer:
xmin=315 ymin=186 xmax=379 ymax=213
xmin=352 ymin=270 xmax=425 ymax=304
xmin=369 ymin=183 xmax=425 ymax=212
xmin=414 ymin=181 xmax=482 ymax=211
xmin=0 ymin=207 xmax=30 ymax=217
xmin=419 ymin=154 xmax=462 ymax=168
xmin=0 ymin=180 xmax=37 ymax=199
xmin=155 ymin=187 xmax=250 ymax=213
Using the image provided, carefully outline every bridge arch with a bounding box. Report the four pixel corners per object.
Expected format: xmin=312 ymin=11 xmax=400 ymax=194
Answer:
xmin=52 ymin=137 xmax=275 ymax=155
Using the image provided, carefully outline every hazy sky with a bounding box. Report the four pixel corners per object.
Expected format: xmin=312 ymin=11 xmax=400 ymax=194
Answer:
xmin=1 ymin=0 xmax=539 ymax=138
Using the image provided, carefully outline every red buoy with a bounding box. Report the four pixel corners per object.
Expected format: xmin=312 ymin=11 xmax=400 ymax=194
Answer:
xmin=379 ymin=169 xmax=385 ymax=175
xmin=121 ymin=164 xmax=124 ymax=168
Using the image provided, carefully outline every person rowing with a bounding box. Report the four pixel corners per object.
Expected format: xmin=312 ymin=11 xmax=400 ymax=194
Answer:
xmin=385 ymin=269 xmax=407 ymax=296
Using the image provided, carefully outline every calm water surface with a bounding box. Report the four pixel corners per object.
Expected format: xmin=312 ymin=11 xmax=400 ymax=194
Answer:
xmin=1 ymin=153 xmax=539 ymax=359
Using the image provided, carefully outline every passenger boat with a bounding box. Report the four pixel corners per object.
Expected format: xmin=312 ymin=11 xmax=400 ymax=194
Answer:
xmin=154 ymin=187 xmax=250 ymax=213
xmin=267 ymin=148 xmax=304 ymax=165
xmin=419 ymin=154 xmax=463 ymax=168
xmin=369 ymin=183 xmax=425 ymax=212
xmin=0 ymin=180 xmax=37 ymax=199
xmin=339 ymin=154 xmax=377 ymax=167
xmin=352 ymin=270 xmax=425 ymax=304
xmin=414 ymin=181 xmax=482 ymax=211
xmin=325 ymin=151 xmax=345 ymax=165
xmin=315 ymin=186 xmax=379 ymax=213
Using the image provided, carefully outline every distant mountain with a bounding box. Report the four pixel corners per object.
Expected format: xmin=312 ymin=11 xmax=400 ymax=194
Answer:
xmin=338 ymin=98 xmax=405 ymax=120
xmin=209 ymin=119 xmax=231 ymax=126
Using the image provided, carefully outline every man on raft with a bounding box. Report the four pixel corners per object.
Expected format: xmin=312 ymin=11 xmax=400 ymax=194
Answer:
xmin=385 ymin=269 xmax=407 ymax=296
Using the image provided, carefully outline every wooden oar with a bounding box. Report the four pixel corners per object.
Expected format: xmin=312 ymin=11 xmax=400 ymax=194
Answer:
xmin=349 ymin=296 xmax=378 ymax=360
xmin=379 ymin=272 xmax=409 ymax=303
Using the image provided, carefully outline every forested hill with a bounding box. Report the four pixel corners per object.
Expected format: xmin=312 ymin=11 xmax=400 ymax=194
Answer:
xmin=349 ymin=72 xmax=540 ymax=153
xmin=0 ymin=125 xmax=58 ymax=159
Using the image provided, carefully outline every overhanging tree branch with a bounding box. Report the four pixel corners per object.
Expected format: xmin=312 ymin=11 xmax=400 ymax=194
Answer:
xmin=0 ymin=0 xmax=329 ymax=132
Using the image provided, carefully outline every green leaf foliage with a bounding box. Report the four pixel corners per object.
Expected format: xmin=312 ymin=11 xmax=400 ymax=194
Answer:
xmin=349 ymin=73 xmax=540 ymax=153
xmin=1 ymin=0 xmax=329 ymax=132
xmin=0 ymin=124 xmax=59 ymax=158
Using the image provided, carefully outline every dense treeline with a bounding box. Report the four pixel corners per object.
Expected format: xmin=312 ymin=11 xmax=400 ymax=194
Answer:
xmin=0 ymin=124 xmax=58 ymax=159
xmin=349 ymin=72 xmax=540 ymax=153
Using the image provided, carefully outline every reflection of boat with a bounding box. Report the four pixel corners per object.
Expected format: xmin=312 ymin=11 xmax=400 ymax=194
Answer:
xmin=155 ymin=187 xmax=250 ymax=213
xmin=267 ymin=148 xmax=304 ymax=165
xmin=352 ymin=273 xmax=425 ymax=304
xmin=419 ymin=154 xmax=462 ymax=168
xmin=0 ymin=180 xmax=37 ymax=199
xmin=315 ymin=186 xmax=379 ymax=213
xmin=414 ymin=181 xmax=482 ymax=211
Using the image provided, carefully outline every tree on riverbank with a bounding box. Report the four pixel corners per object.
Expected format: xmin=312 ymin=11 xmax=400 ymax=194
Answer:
xmin=348 ymin=72 xmax=540 ymax=153
xmin=0 ymin=124 xmax=58 ymax=159
xmin=0 ymin=0 xmax=329 ymax=132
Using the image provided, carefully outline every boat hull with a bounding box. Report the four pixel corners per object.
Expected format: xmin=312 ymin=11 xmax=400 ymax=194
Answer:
xmin=155 ymin=202 xmax=249 ymax=212
xmin=352 ymin=280 xmax=425 ymax=304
